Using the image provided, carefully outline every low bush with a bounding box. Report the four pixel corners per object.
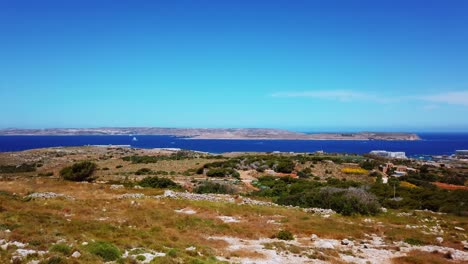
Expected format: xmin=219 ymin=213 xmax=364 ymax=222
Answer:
xmin=404 ymin=238 xmax=425 ymax=246
xmin=275 ymin=160 xmax=295 ymax=173
xmin=0 ymin=163 xmax=36 ymax=173
xmin=206 ymin=168 xmax=240 ymax=179
xmin=276 ymin=230 xmax=294 ymax=240
xmin=50 ymin=243 xmax=72 ymax=255
xmin=194 ymin=181 xmax=236 ymax=194
xmin=123 ymin=151 xmax=199 ymax=164
xmin=139 ymin=176 xmax=179 ymax=188
xmin=60 ymin=161 xmax=96 ymax=182
xmin=135 ymin=168 xmax=153 ymax=175
xmin=277 ymin=187 xmax=381 ymax=216
xmin=86 ymin=241 xmax=121 ymax=261
xmin=38 ymin=172 xmax=54 ymax=177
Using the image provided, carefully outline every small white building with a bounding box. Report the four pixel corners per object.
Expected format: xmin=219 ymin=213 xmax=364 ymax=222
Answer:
xmin=370 ymin=150 xmax=407 ymax=159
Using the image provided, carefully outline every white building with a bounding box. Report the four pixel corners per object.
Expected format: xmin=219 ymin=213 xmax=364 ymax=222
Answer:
xmin=370 ymin=150 xmax=407 ymax=159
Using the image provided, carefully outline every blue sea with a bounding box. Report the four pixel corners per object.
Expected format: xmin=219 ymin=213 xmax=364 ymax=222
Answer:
xmin=0 ymin=133 xmax=467 ymax=157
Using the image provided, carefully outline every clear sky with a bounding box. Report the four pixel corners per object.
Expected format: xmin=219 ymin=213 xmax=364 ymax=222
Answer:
xmin=1 ymin=0 xmax=468 ymax=132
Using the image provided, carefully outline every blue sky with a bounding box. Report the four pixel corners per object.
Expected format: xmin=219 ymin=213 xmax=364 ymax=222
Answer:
xmin=1 ymin=0 xmax=468 ymax=132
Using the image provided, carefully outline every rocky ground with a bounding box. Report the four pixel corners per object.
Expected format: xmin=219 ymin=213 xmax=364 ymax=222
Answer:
xmin=0 ymin=180 xmax=467 ymax=263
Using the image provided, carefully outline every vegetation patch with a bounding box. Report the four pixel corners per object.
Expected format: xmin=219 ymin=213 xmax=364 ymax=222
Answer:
xmin=194 ymin=181 xmax=236 ymax=194
xmin=275 ymin=230 xmax=294 ymax=240
xmin=60 ymin=161 xmax=97 ymax=182
xmin=50 ymin=243 xmax=72 ymax=255
xmin=123 ymin=151 xmax=201 ymax=164
xmin=341 ymin=167 xmax=368 ymax=175
xmin=404 ymin=238 xmax=425 ymax=246
xmin=0 ymin=163 xmax=36 ymax=173
xmin=85 ymin=241 xmax=121 ymax=261
xmin=139 ymin=176 xmax=179 ymax=188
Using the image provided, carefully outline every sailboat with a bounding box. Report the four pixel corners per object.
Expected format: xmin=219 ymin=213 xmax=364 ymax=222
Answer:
xmin=132 ymin=136 xmax=138 ymax=142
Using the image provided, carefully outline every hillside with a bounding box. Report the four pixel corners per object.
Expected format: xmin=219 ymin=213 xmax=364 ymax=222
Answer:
xmin=0 ymin=147 xmax=466 ymax=264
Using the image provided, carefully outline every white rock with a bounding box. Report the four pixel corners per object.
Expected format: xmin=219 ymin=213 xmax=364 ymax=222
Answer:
xmin=310 ymin=234 xmax=318 ymax=240
xmin=81 ymin=242 xmax=88 ymax=246
xmin=217 ymin=216 xmax=240 ymax=223
xmin=25 ymin=192 xmax=73 ymax=200
xmin=435 ymin=237 xmax=444 ymax=244
xmin=314 ymin=240 xmax=335 ymax=249
xmin=164 ymin=190 xmax=176 ymax=198
xmin=341 ymin=239 xmax=352 ymax=245
xmin=14 ymin=249 xmax=46 ymax=258
xmin=462 ymin=240 xmax=468 ymax=250
xmin=118 ymin=193 xmax=145 ymax=199
xmin=110 ymin=184 xmax=124 ymax=190
xmin=71 ymin=251 xmax=81 ymax=258
xmin=454 ymin=226 xmax=465 ymax=231
xmin=185 ymin=246 xmax=196 ymax=251
xmin=174 ymin=208 xmax=197 ymax=215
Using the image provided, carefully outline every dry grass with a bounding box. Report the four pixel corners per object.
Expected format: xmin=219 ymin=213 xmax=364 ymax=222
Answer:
xmin=228 ymin=249 xmax=265 ymax=259
xmin=392 ymin=250 xmax=459 ymax=264
xmin=0 ymin=179 xmax=467 ymax=263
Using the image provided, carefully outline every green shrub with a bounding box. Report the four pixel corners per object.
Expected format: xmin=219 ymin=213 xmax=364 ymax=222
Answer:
xmin=60 ymin=161 xmax=97 ymax=182
xmin=206 ymin=168 xmax=228 ymax=177
xmin=38 ymin=172 xmax=54 ymax=177
xmin=139 ymin=176 xmax=179 ymax=188
xmin=0 ymin=163 xmax=36 ymax=173
xmin=167 ymin=248 xmax=178 ymax=258
xmin=276 ymin=230 xmax=294 ymax=240
xmin=123 ymin=152 xmax=199 ymax=164
xmin=194 ymin=181 xmax=236 ymax=194
xmin=277 ymin=187 xmax=381 ymax=216
xmin=360 ymin=160 xmax=379 ymax=170
xmin=404 ymin=238 xmax=425 ymax=246
xmin=50 ymin=243 xmax=72 ymax=255
xmin=136 ymin=255 xmax=146 ymax=261
xmin=86 ymin=241 xmax=121 ymax=261
xmin=135 ymin=168 xmax=152 ymax=175
xmin=275 ymin=160 xmax=295 ymax=173
xmin=206 ymin=168 xmax=240 ymax=179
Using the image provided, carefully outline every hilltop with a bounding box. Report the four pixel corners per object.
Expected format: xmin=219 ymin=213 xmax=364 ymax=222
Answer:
xmin=0 ymin=127 xmax=420 ymax=140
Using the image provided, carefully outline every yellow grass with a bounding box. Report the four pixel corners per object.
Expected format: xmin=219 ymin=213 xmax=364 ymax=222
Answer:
xmin=400 ymin=181 xmax=418 ymax=189
xmin=341 ymin=167 xmax=368 ymax=175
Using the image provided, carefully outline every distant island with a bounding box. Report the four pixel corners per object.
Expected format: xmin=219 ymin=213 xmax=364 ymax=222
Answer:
xmin=0 ymin=127 xmax=420 ymax=140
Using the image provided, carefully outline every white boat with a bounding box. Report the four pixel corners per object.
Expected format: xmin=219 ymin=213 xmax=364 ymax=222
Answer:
xmin=132 ymin=137 xmax=138 ymax=142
